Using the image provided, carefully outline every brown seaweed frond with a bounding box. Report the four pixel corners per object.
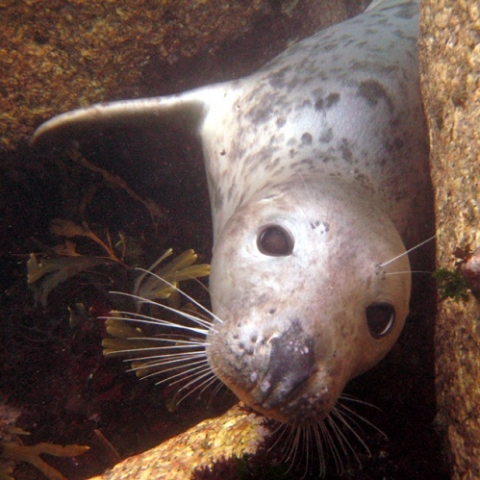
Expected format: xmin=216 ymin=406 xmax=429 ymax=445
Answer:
xmin=27 ymin=253 xmax=112 ymax=306
xmin=101 ymin=314 xmax=182 ymax=379
xmin=102 ymin=314 xmax=158 ymax=362
xmin=0 ymin=400 xmax=89 ymax=480
xmin=1 ymin=442 xmax=89 ymax=480
xmin=133 ymin=248 xmax=210 ymax=307
xmin=66 ymin=145 xmax=166 ymax=232
xmin=50 ymin=218 xmax=126 ymax=266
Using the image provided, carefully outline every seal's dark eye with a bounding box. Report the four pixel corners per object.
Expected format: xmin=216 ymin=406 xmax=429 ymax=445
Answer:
xmin=257 ymin=225 xmax=294 ymax=256
xmin=366 ymin=302 xmax=395 ymax=339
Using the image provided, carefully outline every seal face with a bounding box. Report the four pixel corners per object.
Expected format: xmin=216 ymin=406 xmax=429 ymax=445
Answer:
xmin=32 ymin=0 xmax=431 ymax=430
xmin=208 ymin=177 xmax=412 ymax=425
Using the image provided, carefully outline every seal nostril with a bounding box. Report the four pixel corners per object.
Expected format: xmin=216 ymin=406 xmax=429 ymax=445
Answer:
xmin=366 ymin=302 xmax=395 ymax=338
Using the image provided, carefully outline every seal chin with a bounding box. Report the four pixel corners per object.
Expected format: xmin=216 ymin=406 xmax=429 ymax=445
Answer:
xmin=206 ymin=177 xmax=411 ymax=425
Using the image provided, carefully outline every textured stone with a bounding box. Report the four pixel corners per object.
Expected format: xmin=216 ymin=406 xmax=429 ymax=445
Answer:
xmin=0 ymin=0 xmax=364 ymax=151
xmin=88 ymin=404 xmax=267 ymax=480
xmin=419 ymin=0 xmax=480 ymax=478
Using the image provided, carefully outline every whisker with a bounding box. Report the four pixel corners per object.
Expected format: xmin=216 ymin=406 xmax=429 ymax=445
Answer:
xmin=284 ymin=426 xmax=301 ymax=468
xmin=210 ymin=379 xmax=226 ymax=399
xmin=127 ymin=361 xmax=205 ymax=385
xmin=337 ymin=396 xmax=386 ymax=437
xmin=106 ymin=341 xmax=207 ymax=357
xmin=105 ymin=308 xmax=211 ymax=334
xmin=264 ymin=393 xmax=382 ymax=477
xmin=129 ymin=336 xmax=207 ymax=345
xmin=126 ymin=351 xmax=206 ymax=365
xmin=135 ymin=359 xmax=210 ymax=383
xmin=320 ymin=418 xmax=345 ymax=474
xmin=132 ymin=268 xmax=224 ymax=325
xmin=329 ymin=408 xmax=368 ymax=460
xmin=303 ymin=427 xmax=311 ymax=478
xmin=383 ymin=270 xmax=434 ymax=276
xmin=378 ymin=234 xmax=436 ymax=268
xmin=338 ymin=393 xmax=378 ymax=406
xmin=296 ymin=173 xmax=319 ymax=229
xmin=174 ymin=371 xmax=220 ymax=405
xmin=171 ymin=364 xmax=213 ymax=388
xmin=177 ymin=367 xmax=217 ymax=393
xmin=312 ymin=424 xmax=326 ymax=476
xmin=99 ymin=265 xmax=226 ymax=411
xmin=133 ymin=248 xmax=174 ymax=292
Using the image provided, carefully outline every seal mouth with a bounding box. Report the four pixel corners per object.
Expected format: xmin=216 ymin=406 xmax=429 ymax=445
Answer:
xmin=246 ymin=375 xmax=338 ymax=426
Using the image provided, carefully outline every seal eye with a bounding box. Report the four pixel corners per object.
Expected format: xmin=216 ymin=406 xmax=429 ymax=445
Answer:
xmin=366 ymin=302 xmax=395 ymax=339
xmin=257 ymin=225 xmax=294 ymax=256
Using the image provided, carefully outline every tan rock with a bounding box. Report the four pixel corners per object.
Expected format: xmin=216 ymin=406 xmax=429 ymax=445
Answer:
xmin=419 ymin=0 xmax=480 ymax=478
xmin=88 ymin=403 xmax=268 ymax=480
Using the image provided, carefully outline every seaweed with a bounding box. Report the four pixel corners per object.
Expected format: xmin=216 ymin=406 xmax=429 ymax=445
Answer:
xmin=433 ymin=267 xmax=470 ymax=302
xmin=1 ymin=442 xmax=89 ymax=480
xmin=26 ymin=146 xmax=209 ymax=307
xmin=27 ymin=252 xmax=112 ymax=307
xmin=133 ymin=248 xmax=210 ymax=307
xmin=0 ymin=400 xmax=88 ymax=480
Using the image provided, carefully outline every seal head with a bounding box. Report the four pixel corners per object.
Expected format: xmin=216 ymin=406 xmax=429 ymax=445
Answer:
xmin=207 ymin=177 xmax=411 ymax=425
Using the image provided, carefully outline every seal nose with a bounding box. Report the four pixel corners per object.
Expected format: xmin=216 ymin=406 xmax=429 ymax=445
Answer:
xmin=250 ymin=320 xmax=315 ymax=409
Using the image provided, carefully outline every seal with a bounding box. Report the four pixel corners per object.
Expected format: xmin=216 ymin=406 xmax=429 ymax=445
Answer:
xmin=32 ymin=0 xmax=431 ymax=443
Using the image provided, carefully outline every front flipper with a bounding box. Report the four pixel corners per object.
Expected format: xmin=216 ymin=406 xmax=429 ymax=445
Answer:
xmin=31 ymin=86 xmax=222 ymax=146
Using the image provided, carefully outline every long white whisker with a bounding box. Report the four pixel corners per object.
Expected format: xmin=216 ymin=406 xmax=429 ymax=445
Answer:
xmin=110 ymin=299 xmax=214 ymax=331
xmin=329 ymin=408 xmax=370 ymax=458
xmin=303 ymin=427 xmax=310 ymax=478
xmin=126 ymin=337 xmax=206 ymax=345
xmin=136 ymin=358 xmax=209 ymax=383
xmin=326 ymin=414 xmax=355 ymax=472
xmin=106 ymin=346 xmax=204 ymax=359
xmin=383 ymin=270 xmax=433 ymax=276
xmin=134 ymin=248 xmax=173 ymax=293
xmin=339 ymin=393 xmax=379 ymax=407
xmin=122 ymin=338 xmax=206 ymax=347
xmin=312 ymin=424 xmax=326 ymax=476
xmin=132 ymin=268 xmax=224 ymax=325
xmin=126 ymin=354 xmax=207 ymax=376
xmin=337 ymin=396 xmax=386 ymax=437
xmin=378 ymin=234 xmax=436 ymax=268
xmin=126 ymin=350 xmax=206 ymax=365
xmin=105 ymin=309 xmax=210 ymax=335
xmin=267 ymin=422 xmax=289 ymax=453
xmin=174 ymin=371 xmax=220 ymax=405
xmin=285 ymin=427 xmax=301 ymax=467
xmin=320 ymin=418 xmax=344 ymax=473
xmin=177 ymin=367 xmax=217 ymax=393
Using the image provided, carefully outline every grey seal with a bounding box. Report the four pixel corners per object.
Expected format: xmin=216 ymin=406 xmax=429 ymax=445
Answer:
xmin=32 ymin=0 xmax=431 ymax=436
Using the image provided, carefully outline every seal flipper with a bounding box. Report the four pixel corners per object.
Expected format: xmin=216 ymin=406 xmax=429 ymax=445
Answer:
xmin=30 ymin=85 xmax=223 ymax=146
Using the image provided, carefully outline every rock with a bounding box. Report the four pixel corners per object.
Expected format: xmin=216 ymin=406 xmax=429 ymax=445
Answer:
xmin=419 ymin=1 xmax=480 ymax=478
